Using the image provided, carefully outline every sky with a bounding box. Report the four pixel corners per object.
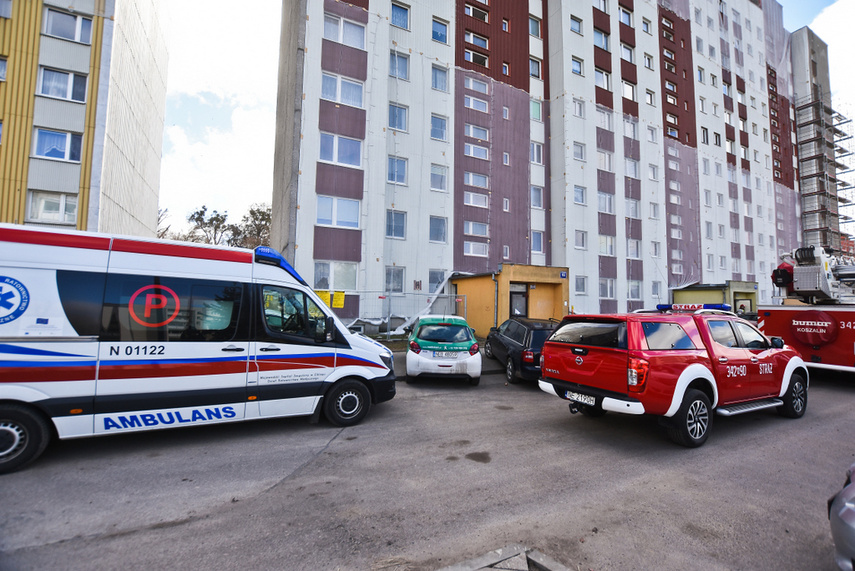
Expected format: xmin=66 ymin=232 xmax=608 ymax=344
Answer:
xmin=157 ymin=0 xmax=855 ymax=233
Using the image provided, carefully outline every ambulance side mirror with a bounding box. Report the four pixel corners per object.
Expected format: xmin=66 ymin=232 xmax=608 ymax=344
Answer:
xmin=317 ymin=315 xmax=336 ymax=343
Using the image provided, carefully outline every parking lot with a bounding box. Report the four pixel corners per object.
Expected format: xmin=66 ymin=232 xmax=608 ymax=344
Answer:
xmin=0 ymin=353 xmax=851 ymax=570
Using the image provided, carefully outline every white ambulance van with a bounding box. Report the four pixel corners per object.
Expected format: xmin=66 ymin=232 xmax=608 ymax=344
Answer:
xmin=0 ymin=225 xmax=396 ymax=473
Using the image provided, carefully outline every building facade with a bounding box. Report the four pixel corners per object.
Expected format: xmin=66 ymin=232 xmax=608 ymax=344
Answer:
xmin=274 ymin=0 xmax=832 ymax=320
xmin=0 ymin=0 xmax=167 ymax=236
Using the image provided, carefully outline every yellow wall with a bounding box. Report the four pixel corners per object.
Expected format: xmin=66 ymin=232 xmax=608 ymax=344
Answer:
xmin=452 ymin=264 xmax=570 ymax=338
xmin=672 ymin=280 xmax=758 ymax=311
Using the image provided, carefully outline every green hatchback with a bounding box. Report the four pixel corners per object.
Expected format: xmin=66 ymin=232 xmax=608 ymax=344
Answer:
xmin=404 ymin=315 xmax=482 ymax=385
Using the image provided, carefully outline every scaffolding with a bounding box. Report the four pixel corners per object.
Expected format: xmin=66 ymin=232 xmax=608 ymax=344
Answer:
xmin=795 ymin=88 xmax=854 ymax=252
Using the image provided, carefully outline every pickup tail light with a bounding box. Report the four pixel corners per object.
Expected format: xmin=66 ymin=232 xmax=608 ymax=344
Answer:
xmin=469 ymin=343 xmax=479 ymax=356
xmin=409 ymin=341 xmax=421 ymax=354
xmin=627 ymin=357 xmax=650 ymax=393
xmin=522 ymin=350 xmax=535 ymax=363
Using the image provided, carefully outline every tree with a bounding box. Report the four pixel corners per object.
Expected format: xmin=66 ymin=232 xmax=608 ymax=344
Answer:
xmin=227 ymin=203 xmax=271 ymax=248
xmin=187 ymin=206 xmax=231 ymax=245
xmin=156 ymin=208 xmax=171 ymax=239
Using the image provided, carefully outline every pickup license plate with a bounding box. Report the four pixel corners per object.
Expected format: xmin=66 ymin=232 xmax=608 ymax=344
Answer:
xmin=566 ymin=391 xmax=595 ymax=406
xmin=434 ymin=351 xmax=458 ymax=358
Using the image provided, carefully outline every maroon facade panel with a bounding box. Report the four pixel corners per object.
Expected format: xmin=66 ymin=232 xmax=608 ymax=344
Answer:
xmin=600 ymin=300 xmax=618 ymax=313
xmin=622 ymin=99 xmax=638 ymax=118
xmin=627 ymin=259 xmax=643 ymax=280
xmin=596 ymin=128 xmax=615 ymax=152
xmin=313 ymin=227 xmax=362 ymax=262
xmin=731 ymin=243 xmax=741 ymax=258
xmin=624 ymin=137 xmax=640 ymax=160
xmin=593 ymin=8 xmax=610 ymax=32
xmin=315 ymin=163 xmax=364 ymax=200
xmin=331 ymin=295 xmax=360 ymax=320
xmin=620 ymin=59 xmax=636 ymax=84
xmin=744 ymin=216 xmax=753 ymax=233
xmin=318 ymin=100 xmax=366 ymax=141
xmin=595 ymin=87 xmax=613 ymax=109
xmin=599 ymin=256 xmax=617 ymax=278
xmin=321 ymin=40 xmax=368 ymax=81
xmin=594 ymin=46 xmax=611 ymax=73
xmin=626 ymin=218 xmax=642 ymax=240
xmin=597 ymin=170 xmax=615 ymax=194
xmin=599 ymin=213 xmax=616 ymax=236
xmin=625 ymin=177 xmax=640 ymax=199
xmin=728 ymin=182 xmax=739 ymax=199
xmin=730 ymin=212 xmax=740 ymax=228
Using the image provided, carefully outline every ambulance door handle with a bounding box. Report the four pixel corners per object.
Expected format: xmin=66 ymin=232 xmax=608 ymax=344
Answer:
xmin=259 ymin=346 xmax=281 ymax=352
xmin=222 ymin=346 xmax=246 ymax=352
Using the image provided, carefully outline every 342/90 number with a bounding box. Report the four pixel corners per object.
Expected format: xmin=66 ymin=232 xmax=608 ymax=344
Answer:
xmin=727 ymin=365 xmax=747 ymax=377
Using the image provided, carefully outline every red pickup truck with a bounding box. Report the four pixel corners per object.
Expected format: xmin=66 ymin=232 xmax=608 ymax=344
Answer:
xmin=538 ymin=305 xmax=809 ymax=447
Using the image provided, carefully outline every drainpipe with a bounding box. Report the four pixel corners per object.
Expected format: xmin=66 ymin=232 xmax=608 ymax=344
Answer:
xmin=492 ymin=272 xmax=498 ymax=327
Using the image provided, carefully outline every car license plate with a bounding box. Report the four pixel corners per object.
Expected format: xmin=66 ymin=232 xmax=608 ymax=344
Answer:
xmin=566 ymin=391 xmax=595 ymax=406
xmin=434 ymin=351 xmax=458 ymax=358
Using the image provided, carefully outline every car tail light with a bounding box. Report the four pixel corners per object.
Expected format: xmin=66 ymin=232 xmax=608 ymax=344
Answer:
xmin=522 ymin=350 xmax=535 ymax=363
xmin=469 ymin=343 xmax=479 ymax=356
xmin=409 ymin=341 xmax=421 ymax=354
xmin=627 ymin=357 xmax=649 ymax=393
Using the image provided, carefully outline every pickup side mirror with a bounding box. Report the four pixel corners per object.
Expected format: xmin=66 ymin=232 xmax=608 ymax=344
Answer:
xmin=770 ymin=336 xmax=785 ymax=349
xmin=489 ymin=327 xmax=498 ymax=333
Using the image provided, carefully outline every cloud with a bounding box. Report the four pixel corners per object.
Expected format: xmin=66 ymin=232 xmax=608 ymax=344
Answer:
xmin=810 ymin=0 xmax=855 ymax=114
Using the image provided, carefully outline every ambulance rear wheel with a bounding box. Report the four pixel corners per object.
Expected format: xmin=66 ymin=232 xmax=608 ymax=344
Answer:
xmin=324 ymin=380 xmax=371 ymax=427
xmin=0 ymin=404 xmax=51 ymax=474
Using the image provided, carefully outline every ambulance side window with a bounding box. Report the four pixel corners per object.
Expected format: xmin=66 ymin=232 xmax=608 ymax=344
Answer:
xmin=101 ymin=274 xmax=243 ymax=342
xmin=56 ymin=270 xmax=107 ymax=336
xmin=261 ymin=286 xmax=326 ymax=341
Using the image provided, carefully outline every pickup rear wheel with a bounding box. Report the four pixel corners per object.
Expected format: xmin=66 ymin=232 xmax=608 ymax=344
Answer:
xmin=323 ymin=380 xmax=371 ymax=427
xmin=667 ymin=389 xmax=712 ymax=448
xmin=779 ymin=372 xmax=807 ymax=418
xmin=0 ymin=404 xmax=51 ymax=474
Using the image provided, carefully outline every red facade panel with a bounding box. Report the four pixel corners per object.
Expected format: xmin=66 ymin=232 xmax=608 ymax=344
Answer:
xmin=318 ymin=99 xmax=366 ymax=141
xmin=313 ymin=227 xmax=362 ymax=262
xmin=315 ymin=163 xmax=364 ymax=200
xmin=321 ymin=40 xmax=368 ymax=81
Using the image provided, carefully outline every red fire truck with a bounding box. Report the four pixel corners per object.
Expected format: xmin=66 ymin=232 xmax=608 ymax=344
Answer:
xmin=759 ymin=245 xmax=855 ymax=372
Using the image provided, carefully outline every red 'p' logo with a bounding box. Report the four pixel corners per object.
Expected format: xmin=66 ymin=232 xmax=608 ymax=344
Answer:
xmin=129 ymin=285 xmax=180 ymax=328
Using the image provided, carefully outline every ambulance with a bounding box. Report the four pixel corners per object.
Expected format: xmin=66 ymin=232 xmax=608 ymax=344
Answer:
xmin=0 ymin=225 xmax=396 ymax=473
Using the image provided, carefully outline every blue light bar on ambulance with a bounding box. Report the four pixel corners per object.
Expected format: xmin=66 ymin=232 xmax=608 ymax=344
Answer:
xmin=656 ymin=303 xmax=733 ymax=312
xmin=254 ymin=246 xmax=308 ymax=286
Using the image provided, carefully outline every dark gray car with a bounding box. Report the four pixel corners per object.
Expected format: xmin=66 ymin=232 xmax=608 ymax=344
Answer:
xmin=484 ymin=318 xmax=556 ymax=383
xmin=829 ymin=460 xmax=855 ymax=570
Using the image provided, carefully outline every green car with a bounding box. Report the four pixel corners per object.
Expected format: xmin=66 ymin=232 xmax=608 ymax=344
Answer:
xmin=405 ymin=315 xmax=482 ymax=385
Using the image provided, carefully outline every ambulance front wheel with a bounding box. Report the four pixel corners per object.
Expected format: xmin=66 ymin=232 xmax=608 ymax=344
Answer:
xmin=323 ymin=380 xmax=371 ymax=427
xmin=0 ymin=404 xmax=51 ymax=474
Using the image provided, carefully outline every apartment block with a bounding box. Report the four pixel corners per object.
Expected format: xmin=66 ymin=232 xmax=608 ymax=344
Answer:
xmin=0 ymin=0 xmax=167 ymax=236
xmin=274 ymin=0 xmax=835 ymax=320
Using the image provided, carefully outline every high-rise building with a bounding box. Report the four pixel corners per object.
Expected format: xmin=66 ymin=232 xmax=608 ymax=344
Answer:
xmin=0 ymin=0 xmax=167 ymax=236
xmin=274 ymin=0 xmax=840 ymax=318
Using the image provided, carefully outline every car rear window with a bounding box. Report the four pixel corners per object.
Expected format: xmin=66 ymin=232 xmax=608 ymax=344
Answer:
xmin=641 ymin=322 xmax=696 ymax=350
xmin=417 ymin=324 xmax=472 ymax=343
xmin=529 ymin=328 xmax=552 ymax=349
xmin=550 ymin=320 xmax=627 ymax=349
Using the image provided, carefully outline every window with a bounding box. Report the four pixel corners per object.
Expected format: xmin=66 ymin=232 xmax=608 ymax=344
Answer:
xmin=651 ymin=241 xmax=661 ymax=257
xmin=595 ymin=0 xmax=608 ymax=13
xmin=642 ymin=18 xmax=651 ymax=33
xmin=571 ymin=16 xmax=582 ymax=34
xmin=573 ymin=98 xmax=585 ymax=117
xmin=464 ymin=123 xmax=488 ymax=140
xmin=388 ymin=103 xmax=408 ymax=130
xmin=464 ymin=95 xmax=488 ymax=112
xmin=628 ymin=280 xmax=642 ymax=300
xmin=0 ymin=58 xmax=5 ymax=81
xmin=429 ymin=216 xmax=447 ymax=243
xmin=28 ymin=191 xmax=77 ymax=224
xmin=386 ymin=210 xmax=406 ymax=238
xmin=647 ymin=126 xmax=657 ymax=142
xmin=430 ymin=164 xmax=448 ymax=191
xmin=432 ymin=19 xmax=448 ymax=43
xmin=38 ymin=67 xmax=87 ymax=102
xmin=572 ymin=57 xmax=584 ymax=76
xmin=464 ymin=241 xmax=488 ymax=257
xmin=45 ymin=9 xmax=92 ymax=44
xmin=464 ymin=76 xmax=489 ymax=94
xmin=503 ymin=152 xmax=510 ymax=165
xmin=319 ymin=132 xmax=361 ymax=167
xmin=531 ymin=231 xmax=544 ymax=253
xmin=576 ymin=276 xmax=588 ymax=294
xmin=599 ymin=278 xmax=616 ymax=299
xmin=531 ymin=186 xmax=544 ymax=209
xmin=575 ymin=230 xmax=588 ymax=249
xmin=465 ymin=4 xmax=489 ymax=22
xmin=594 ymin=29 xmax=609 ymax=51
xmin=502 ymin=19 xmax=509 ymax=32
xmin=650 ymin=202 xmax=660 ymax=219
xmin=705 ymin=221 xmax=713 ymax=239
xmin=385 ymin=267 xmax=404 ymax=293
xmin=503 ymin=198 xmax=510 ymax=211
xmin=317 ymin=196 xmax=359 ymax=228
xmin=599 ymin=235 xmax=616 ymax=256
xmin=574 ymin=185 xmax=587 ymax=204
xmin=643 ymin=53 xmax=654 ymax=69
xmin=464 ymin=221 xmax=489 ymax=236
xmin=391 ymin=3 xmax=409 ymax=29
xmin=34 ymin=128 xmax=82 ymax=162
xmin=621 ymin=44 xmax=634 ymax=63
xmin=625 ymin=119 xmax=638 ymax=140
xmin=665 ymin=80 xmax=676 ymax=92
xmin=663 ymin=48 xmax=675 ymax=60
xmin=597 ymin=150 xmax=613 ymax=172
xmin=324 ymin=14 xmax=365 ymax=49
xmin=429 ymin=270 xmax=446 ymax=293
xmin=622 ymin=81 xmax=636 ymax=101
xmin=530 ymin=142 xmax=543 ymax=165
xmin=619 ymin=7 xmax=632 ymax=26
xmin=626 ymin=198 xmax=640 ymax=218
xmin=464 ymin=31 xmax=489 ymax=48
xmin=595 ymin=68 xmax=611 ymax=90
xmin=573 ymin=142 xmax=585 ymax=161
xmin=529 ymin=58 xmax=542 ymax=78
xmin=390 ymin=52 xmax=409 ymax=80
xmin=464 ymin=49 xmax=488 ymax=67
xmin=321 ymin=73 xmax=363 ymax=107
xmin=597 ymin=191 xmax=614 ymax=214
xmin=502 ymin=62 xmax=509 ymax=75
xmin=431 ymin=65 xmax=448 ymax=91
xmin=387 ymin=156 xmax=407 ymax=184
xmin=464 ymin=190 xmax=489 ymax=207
xmin=464 ymin=172 xmax=489 ymax=189
xmin=464 ymin=142 xmax=488 ymax=160
xmin=431 ymin=115 xmax=448 ymax=140
xmin=627 ymin=239 xmax=641 ymax=259
xmin=531 ymin=100 xmax=542 ymax=121
xmin=314 ymin=261 xmax=357 ymax=291
xmin=625 ymin=158 xmax=639 ymax=179
xmin=645 ymin=90 xmax=655 ymax=105
xmin=529 ymin=16 xmax=541 ymax=37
